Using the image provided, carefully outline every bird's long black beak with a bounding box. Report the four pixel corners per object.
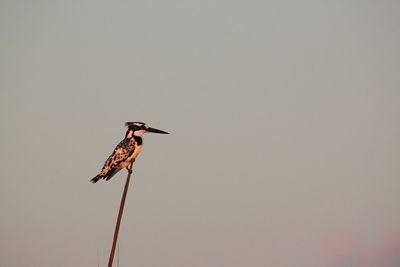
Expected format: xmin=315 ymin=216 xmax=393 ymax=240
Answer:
xmin=147 ymin=127 xmax=169 ymax=134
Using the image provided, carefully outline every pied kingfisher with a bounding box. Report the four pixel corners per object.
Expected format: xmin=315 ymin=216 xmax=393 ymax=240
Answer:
xmin=91 ymin=122 xmax=169 ymax=183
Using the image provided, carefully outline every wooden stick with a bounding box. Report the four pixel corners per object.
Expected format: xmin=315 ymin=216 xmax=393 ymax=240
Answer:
xmin=108 ymin=162 xmax=133 ymax=267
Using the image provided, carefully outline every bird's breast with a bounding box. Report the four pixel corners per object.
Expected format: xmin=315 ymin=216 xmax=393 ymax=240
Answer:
xmin=127 ymin=144 xmax=142 ymax=163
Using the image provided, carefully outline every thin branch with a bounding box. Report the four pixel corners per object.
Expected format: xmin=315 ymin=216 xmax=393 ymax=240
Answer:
xmin=108 ymin=162 xmax=134 ymax=267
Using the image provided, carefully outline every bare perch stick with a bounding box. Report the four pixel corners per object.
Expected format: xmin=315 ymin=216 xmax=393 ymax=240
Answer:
xmin=108 ymin=162 xmax=134 ymax=267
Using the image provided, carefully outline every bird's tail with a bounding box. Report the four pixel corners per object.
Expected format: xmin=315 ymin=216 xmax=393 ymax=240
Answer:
xmin=90 ymin=175 xmax=102 ymax=183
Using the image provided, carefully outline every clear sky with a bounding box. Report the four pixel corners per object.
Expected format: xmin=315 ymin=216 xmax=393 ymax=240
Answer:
xmin=1 ymin=1 xmax=400 ymax=266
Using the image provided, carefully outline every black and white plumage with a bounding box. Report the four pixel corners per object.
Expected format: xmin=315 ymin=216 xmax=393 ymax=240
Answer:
xmin=91 ymin=122 xmax=169 ymax=183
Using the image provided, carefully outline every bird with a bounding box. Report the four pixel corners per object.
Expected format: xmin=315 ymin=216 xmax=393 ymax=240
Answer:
xmin=91 ymin=122 xmax=169 ymax=183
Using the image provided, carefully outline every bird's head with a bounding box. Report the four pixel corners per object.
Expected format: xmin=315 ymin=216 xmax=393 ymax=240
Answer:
xmin=125 ymin=122 xmax=169 ymax=137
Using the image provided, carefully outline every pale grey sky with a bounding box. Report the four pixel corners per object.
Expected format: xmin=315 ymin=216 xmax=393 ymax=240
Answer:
xmin=1 ymin=1 xmax=400 ymax=266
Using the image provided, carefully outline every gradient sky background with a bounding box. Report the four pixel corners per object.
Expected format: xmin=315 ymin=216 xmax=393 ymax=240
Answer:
xmin=1 ymin=1 xmax=400 ymax=266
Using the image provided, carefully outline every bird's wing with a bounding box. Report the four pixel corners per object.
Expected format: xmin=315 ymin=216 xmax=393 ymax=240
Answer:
xmin=99 ymin=138 xmax=136 ymax=177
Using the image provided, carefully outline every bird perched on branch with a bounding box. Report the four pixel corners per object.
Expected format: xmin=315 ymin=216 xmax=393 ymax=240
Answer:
xmin=91 ymin=122 xmax=169 ymax=183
